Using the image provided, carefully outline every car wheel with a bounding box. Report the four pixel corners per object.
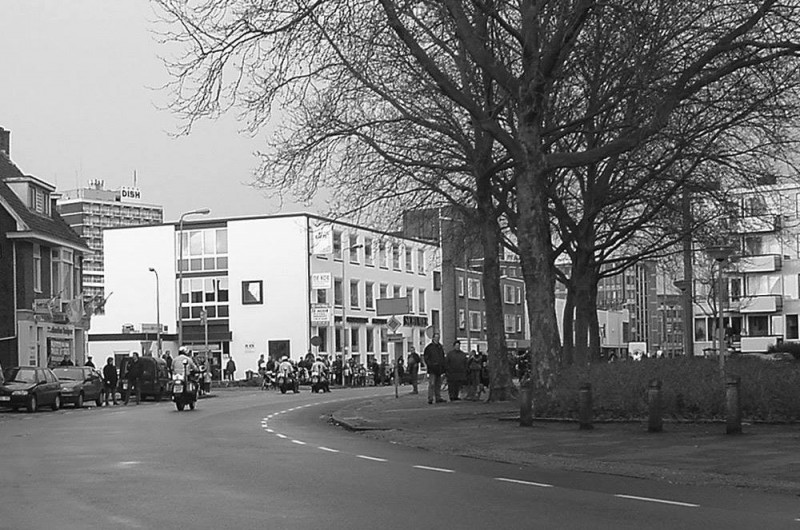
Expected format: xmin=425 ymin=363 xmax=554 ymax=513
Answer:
xmin=95 ymin=394 xmax=103 ymax=407
xmin=52 ymin=395 xmax=61 ymax=411
xmin=75 ymin=393 xmax=84 ymax=409
xmin=27 ymin=395 xmax=38 ymax=413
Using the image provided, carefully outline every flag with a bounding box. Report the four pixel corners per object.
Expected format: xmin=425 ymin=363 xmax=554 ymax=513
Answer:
xmin=67 ymin=296 xmax=83 ymax=324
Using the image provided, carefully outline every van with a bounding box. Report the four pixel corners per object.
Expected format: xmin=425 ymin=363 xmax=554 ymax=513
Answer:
xmin=118 ymin=355 xmax=171 ymax=401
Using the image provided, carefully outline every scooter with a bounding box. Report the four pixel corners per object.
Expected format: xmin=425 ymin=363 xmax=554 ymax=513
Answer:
xmin=172 ymin=361 xmax=199 ymax=411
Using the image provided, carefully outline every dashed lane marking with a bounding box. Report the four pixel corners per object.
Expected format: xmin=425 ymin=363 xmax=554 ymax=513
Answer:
xmin=413 ymin=465 xmax=455 ymax=473
xmin=356 ymin=455 xmax=388 ymax=462
xmin=275 ymin=434 xmax=288 ymax=439
xmin=614 ymin=494 xmax=699 ymax=508
xmin=495 ymin=477 xmax=553 ymax=488
xmin=291 ymin=440 xmax=307 ymax=445
xmin=318 ymin=447 xmax=340 ymax=453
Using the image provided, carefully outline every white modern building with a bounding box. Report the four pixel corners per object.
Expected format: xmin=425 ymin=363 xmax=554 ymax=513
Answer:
xmin=88 ymin=213 xmax=441 ymax=379
xmin=693 ymin=182 xmax=800 ymax=354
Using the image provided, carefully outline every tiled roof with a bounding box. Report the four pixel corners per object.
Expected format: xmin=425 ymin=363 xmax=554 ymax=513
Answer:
xmin=0 ymin=152 xmax=89 ymax=252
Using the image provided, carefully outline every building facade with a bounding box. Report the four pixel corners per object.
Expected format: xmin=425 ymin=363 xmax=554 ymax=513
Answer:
xmin=88 ymin=214 xmax=441 ymax=379
xmin=0 ymin=127 xmax=91 ymax=368
xmin=57 ymin=180 xmax=163 ymax=310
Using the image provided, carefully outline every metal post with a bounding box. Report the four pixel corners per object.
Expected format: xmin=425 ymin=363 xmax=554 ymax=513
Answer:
xmin=148 ymin=268 xmax=162 ymax=358
xmin=177 ymin=208 xmax=210 ymax=349
xmin=578 ymin=383 xmax=593 ymax=430
xmin=647 ymin=379 xmax=663 ymax=433
xmin=341 ymin=243 xmax=363 ymax=386
xmin=465 ymin=249 xmax=471 ymax=354
xmin=717 ymin=259 xmax=726 ymax=377
xmin=726 ymin=375 xmax=742 ymax=434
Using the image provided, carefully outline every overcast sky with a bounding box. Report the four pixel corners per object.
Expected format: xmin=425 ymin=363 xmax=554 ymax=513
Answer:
xmin=0 ymin=1 xmax=308 ymax=222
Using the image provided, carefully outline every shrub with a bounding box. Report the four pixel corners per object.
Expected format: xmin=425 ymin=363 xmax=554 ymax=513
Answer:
xmin=531 ymin=357 xmax=800 ymax=422
xmin=767 ymin=341 xmax=800 ymax=360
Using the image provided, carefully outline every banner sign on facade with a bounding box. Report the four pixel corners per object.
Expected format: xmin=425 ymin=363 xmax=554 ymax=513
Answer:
xmin=311 ymin=272 xmax=332 ymax=290
xmin=311 ymin=223 xmax=333 ymax=255
xmin=119 ymin=186 xmax=142 ymax=202
xmin=311 ymin=304 xmax=332 ymax=324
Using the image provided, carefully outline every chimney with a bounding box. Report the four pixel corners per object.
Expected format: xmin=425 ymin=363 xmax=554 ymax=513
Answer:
xmin=0 ymin=127 xmax=9 ymax=156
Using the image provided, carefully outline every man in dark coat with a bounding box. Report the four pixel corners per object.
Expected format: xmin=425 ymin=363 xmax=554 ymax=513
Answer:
xmin=445 ymin=340 xmax=468 ymax=401
xmin=406 ymin=346 xmax=421 ymax=394
xmin=423 ymin=332 xmax=446 ymax=404
xmin=102 ymin=357 xmax=118 ymax=406
xmin=123 ymin=352 xmax=143 ymax=405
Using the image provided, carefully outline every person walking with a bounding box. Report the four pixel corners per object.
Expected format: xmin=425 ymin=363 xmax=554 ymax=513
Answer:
xmin=406 ymin=346 xmax=421 ymax=394
xmin=225 ymin=356 xmax=236 ymax=382
xmin=445 ymin=340 xmax=468 ymax=401
xmin=423 ymin=332 xmax=446 ymax=404
xmin=123 ymin=352 xmax=143 ymax=405
xmin=466 ymin=350 xmax=483 ymax=401
xmin=102 ymin=357 xmax=118 ymax=406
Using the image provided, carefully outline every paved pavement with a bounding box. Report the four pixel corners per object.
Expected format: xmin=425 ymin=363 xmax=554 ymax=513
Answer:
xmin=331 ymin=387 xmax=800 ymax=495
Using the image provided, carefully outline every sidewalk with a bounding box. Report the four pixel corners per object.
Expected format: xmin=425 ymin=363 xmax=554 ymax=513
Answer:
xmin=332 ymin=389 xmax=800 ymax=495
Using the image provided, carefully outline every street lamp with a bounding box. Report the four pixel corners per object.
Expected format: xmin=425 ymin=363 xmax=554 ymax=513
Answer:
xmin=177 ymin=208 xmax=211 ymax=348
xmin=707 ymin=245 xmax=735 ymax=377
xmin=148 ymin=268 xmax=162 ymax=358
xmin=341 ymin=242 xmax=363 ymax=386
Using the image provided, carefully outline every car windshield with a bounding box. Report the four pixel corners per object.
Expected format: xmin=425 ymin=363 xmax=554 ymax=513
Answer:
xmin=2 ymin=368 xmax=36 ymax=384
xmin=53 ymin=368 xmax=84 ymax=381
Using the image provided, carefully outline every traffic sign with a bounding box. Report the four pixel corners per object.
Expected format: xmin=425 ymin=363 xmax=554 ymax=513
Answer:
xmin=387 ymin=333 xmax=404 ymax=342
xmin=387 ymin=316 xmax=401 ymax=332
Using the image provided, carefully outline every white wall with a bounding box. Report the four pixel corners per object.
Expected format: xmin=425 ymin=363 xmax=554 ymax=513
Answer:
xmin=91 ymin=224 xmax=175 ymax=335
xmin=227 ymin=216 xmax=310 ymax=372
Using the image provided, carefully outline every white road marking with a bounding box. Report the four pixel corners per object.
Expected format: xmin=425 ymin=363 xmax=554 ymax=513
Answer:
xmin=318 ymin=447 xmax=340 ymax=453
xmin=495 ymin=477 xmax=553 ymax=488
xmin=291 ymin=440 xmax=307 ymax=445
xmin=413 ymin=465 xmax=454 ymax=473
xmin=615 ymin=494 xmax=699 ymax=508
xmin=276 ymin=434 xmax=288 ymax=439
xmin=356 ymin=455 xmax=387 ymax=462
xmin=117 ymin=461 xmax=141 ymax=467
xmin=265 ymin=429 xmax=274 ymax=433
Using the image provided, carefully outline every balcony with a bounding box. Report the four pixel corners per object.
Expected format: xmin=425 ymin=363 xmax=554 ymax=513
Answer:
xmin=738 ymin=294 xmax=783 ymax=313
xmin=733 ymin=215 xmax=781 ymax=234
xmin=735 ymin=254 xmax=781 ymax=274
xmin=740 ymin=335 xmax=782 ymax=353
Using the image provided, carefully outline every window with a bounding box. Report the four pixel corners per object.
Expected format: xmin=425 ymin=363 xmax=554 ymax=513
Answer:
xmin=28 ymin=187 xmax=49 ymax=215
xmin=505 ymin=314 xmax=515 ymax=333
xmin=786 ymin=315 xmax=799 ymax=340
xmin=380 ymin=328 xmax=388 ymax=352
xmin=365 ymin=282 xmax=374 ymax=310
xmin=181 ymin=277 xmax=229 ymax=319
xmin=350 ymin=327 xmax=360 ymax=352
xmin=349 ymin=241 xmax=360 ymax=263
xmin=241 ymin=280 xmax=263 ymax=304
xmin=729 ymin=277 xmax=742 ymax=302
xmin=350 ymin=279 xmax=359 ymax=309
xmin=379 ymin=242 xmax=388 ymax=269
xmin=743 ymin=236 xmax=763 ymax=256
xmin=418 ymin=289 xmax=426 ymax=313
xmin=51 ymin=249 xmax=74 ymax=301
xmin=458 ymin=309 xmax=466 ymax=330
xmin=177 ymin=228 xmax=228 ymax=272
xmin=749 ymin=315 xmax=769 ymax=337
xmin=366 ymin=327 xmax=374 ymax=352
xmin=317 ymin=327 xmax=328 ymax=353
xmin=379 ymin=283 xmax=388 ymax=300
xmin=406 ymin=288 xmax=413 ymax=313
xmin=364 ymin=238 xmax=374 ymax=266
xmin=468 ymin=278 xmax=481 ymax=299
xmin=316 ymin=288 xmax=328 ymax=304
xmin=405 ymin=247 xmax=413 ymax=272
xmin=392 ymin=244 xmax=401 ymax=270
xmin=333 ymin=231 xmax=343 ymax=260
xmin=469 ymin=311 xmax=482 ymax=332
xmin=516 ymin=315 xmax=523 ymax=332
xmin=743 ymin=195 xmax=767 ymax=217
xmin=458 ymin=276 xmax=464 ymax=297
xmin=417 ymin=249 xmax=425 ymax=274
xmin=33 ymin=244 xmax=41 ymax=292
xmin=694 ymin=318 xmax=707 ymax=341
xmin=433 ymin=271 xmax=441 ymax=291
xmin=334 ymin=278 xmax=343 ymax=307
xmin=503 ymin=285 xmax=515 ymax=304
xmin=516 ymin=287 xmax=522 ymax=304
xmin=393 ymin=285 xmax=401 ymax=299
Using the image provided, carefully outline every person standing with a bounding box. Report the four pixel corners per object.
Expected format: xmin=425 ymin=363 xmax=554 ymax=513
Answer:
xmin=406 ymin=346 xmax=421 ymax=394
xmin=466 ymin=350 xmax=483 ymax=401
xmin=123 ymin=352 xmax=143 ymax=405
xmin=225 ymin=356 xmax=236 ymax=382
xmin=163 ymin=351 xmax=173 ymax=376
xmin=423 ymin=332 xmax=446 ymax=404
xmin=102 ymin=357 xmax=118 ymax=406
xmin=445 ymin=340 xmax=468 ymax=401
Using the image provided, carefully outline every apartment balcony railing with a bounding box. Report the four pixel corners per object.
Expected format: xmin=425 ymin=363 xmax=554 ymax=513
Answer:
xmin=740 ymin=335 xmax=782 ymax=353
xmin=738 ymin=294 xmax=783 ymax=313
xmin=732 ymin=215 xmax=781 ymax=234
xmin=734 ymin=254 xmax=781 ymax=274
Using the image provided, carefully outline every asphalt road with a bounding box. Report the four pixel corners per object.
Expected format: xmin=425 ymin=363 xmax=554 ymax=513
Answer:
xmin=0 ymin=388 xmax=797 ymax=529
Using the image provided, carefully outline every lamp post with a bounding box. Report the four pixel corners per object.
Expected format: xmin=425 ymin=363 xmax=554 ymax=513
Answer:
xmin=177 ymin=208 xmax=211 ymax=348
xmin=148 ymin=268 xmax=162 ymax=358
xmin=341 ymin=243 xmax=363 ymax=386
xmin=707 ymin=246 xmax=735 ymax=377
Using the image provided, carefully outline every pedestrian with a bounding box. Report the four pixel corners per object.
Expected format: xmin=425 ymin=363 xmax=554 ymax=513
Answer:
xmin=102 ymin=357 xmax=118 ymax=406
xmin=406 ymin=346 xmax=421 ymax=394
xmin=123 ymin=352 xmax=143 ymax=405
xmin=466 ymin=350 xmax=483 ymax=401
xmin=225 ymin=356 xmax=236 ymax=381
xmin=445 ymin=340 xmax=467 ymax=401
xmin=396 ymin=357 xmax=405 ymax=384
xmin=84 ymin=356 xmax=95 ymax=368
xmin=371 ymin=359 xmax=381 ymax=386
xmin=163 ymin=351 xmax=173 ymax=376
xmin=423 ymin=332 xmax=446 ymax=404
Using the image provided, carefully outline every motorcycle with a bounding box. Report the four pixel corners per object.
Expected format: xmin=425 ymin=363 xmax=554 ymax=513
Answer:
xmin=172 ymin=364 xmax=199 ymax=411
xmin=277 ymin=372 xmax=299 ymax=394
xmin=310 ymin=372 xmax=328 ymax=393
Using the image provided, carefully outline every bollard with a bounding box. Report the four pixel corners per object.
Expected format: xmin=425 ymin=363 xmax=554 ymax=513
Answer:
xmin=726 ymin=375 xmax=742 ymax=435
xmin=647 ymin=378 xmax=663 ymax=433
xmin=519 ymin=381 xmax=533 ymax=427
xmin=578 ymin=383 xmax=593 ymax=430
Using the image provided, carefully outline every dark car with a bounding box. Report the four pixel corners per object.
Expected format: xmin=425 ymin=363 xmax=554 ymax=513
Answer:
xmin=118 ymin=355 xmax=171 ymax=401
xmin=52 ymin=366 xmax=104 ymax=408
xmin=0 ymin=366 xmax=62 ymax=412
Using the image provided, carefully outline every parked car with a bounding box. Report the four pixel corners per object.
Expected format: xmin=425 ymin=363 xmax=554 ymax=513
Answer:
xmin=0 ymin=366 xmax=61 ymax=412
xmin=52 ymin=366 xmax=104 ymax=408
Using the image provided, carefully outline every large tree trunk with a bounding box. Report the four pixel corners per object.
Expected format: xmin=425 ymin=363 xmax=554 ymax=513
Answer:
xmin=561 ymin=283 xmax=575 ymax=366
